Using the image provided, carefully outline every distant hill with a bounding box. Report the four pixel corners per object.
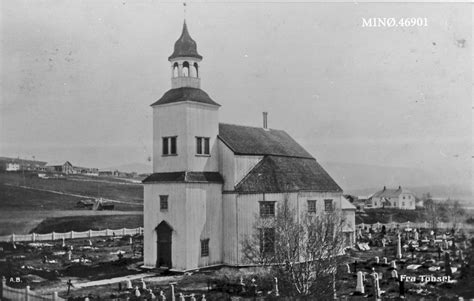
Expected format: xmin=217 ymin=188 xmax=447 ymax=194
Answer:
xmin=102 ymin=163 xmax=152 ymax=174
xmin=320 ymin=161 xmax=472 ymax=202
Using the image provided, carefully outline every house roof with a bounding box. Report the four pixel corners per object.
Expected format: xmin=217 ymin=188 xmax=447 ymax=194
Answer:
xmin=46 ymin=161 xmax=73 ymax=167
xmin=151 ymin=87 xmax=220 ymax=107
xmin=372 ymin=186 xmax=413 ymax=198
xmin=234 ymin=156 xmax=342 ymax=193
xmin=218 ymin=123 xmax=313 ymax=158
xmin=142 ymin=172 xmax=223 ymax=184
xmin=341 ymin=196 xmax=357 ymax=210
xmin=168 ymin=21 xmax=202 ymax=61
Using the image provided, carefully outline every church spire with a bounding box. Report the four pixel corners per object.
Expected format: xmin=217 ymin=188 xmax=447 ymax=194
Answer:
xmin=169 ymin=21 xmax=202 ymax=89
xmin=168 ymin=20 xmax=202 ymax=61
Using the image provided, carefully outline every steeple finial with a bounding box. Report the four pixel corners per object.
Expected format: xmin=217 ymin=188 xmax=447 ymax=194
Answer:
xmin=183 ymin=2 xmax=187 ymax=20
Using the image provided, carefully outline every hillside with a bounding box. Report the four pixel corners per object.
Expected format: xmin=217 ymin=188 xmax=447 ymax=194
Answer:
xmin=0 ymin=172 xmax=143 ymax=205
xmin=30 ymin=214 xmax=143 ymax=234
xmin=322 ymin=161 xmax=472 ymax=201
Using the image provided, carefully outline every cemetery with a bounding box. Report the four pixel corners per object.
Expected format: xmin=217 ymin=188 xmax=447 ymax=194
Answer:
xmin=0 ymin=224 xmax=473 ymax=300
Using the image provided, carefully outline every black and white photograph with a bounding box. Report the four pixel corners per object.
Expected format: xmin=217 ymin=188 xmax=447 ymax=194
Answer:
xmin=0 ymin=0 xmax=472 ymax=300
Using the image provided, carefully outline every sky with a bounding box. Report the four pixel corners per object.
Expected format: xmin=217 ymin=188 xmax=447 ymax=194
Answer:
xmin=0 ymin=1 xmax=472 ymax=192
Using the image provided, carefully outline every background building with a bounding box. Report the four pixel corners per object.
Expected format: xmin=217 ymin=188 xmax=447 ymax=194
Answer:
xmin=368 ymin=186 xmax=416 ymax=210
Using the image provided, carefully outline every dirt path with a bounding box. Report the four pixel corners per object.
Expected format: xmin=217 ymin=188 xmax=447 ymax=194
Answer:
xmin=34 ymin=274 xmax=182 ymax=296
xmin=72 ymin=274 xmax=181 ymax=289
xmin=3 ymin=183 xmax=141 ymax=206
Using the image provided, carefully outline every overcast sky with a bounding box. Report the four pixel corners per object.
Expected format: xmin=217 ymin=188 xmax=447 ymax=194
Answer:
xmin=0 ymin=1 xmax=472 ymax=191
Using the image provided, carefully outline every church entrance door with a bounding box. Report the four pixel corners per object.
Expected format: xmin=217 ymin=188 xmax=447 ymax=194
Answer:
xmin=156 ymin=221 xmax=172 ymax=268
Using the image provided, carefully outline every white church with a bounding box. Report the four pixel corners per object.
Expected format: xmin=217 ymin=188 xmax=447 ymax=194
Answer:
xmin=142 ymin=21 xmax=356 ymax=271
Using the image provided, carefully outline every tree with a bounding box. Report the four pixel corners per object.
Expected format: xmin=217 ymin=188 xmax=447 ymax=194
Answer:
xmin=444 ymin=199 xmax=466 ymax=230
xmin=424 ymin=198 xmax=440 ymax=230
xmin=241 ymin=195 xmax=347 ymax=297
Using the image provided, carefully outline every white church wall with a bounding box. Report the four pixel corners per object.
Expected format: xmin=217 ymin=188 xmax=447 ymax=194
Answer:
xmin=152 ymin=101 xmax=219 ymax=173
xmin=223 ymin=191 xmax=348 ymax=265
xmin=218 ymin=141 xmax=236 ymax=190
xmin=185 ymin=102 xmax=219 ymax=172
xmin=234 ymin=155 xmax=263 ymax=186
xmin=218 ymin=140 xmax=262 ymax=191
xmin=185 ymin=183 xmax=223 ymax=269
xmin=222 ymin=193 xmax=238 ymax=264
xmin=143 ymin=183 xmax=187 ymax=269
xmin=152 ymin=103 xmax=188 ymax=173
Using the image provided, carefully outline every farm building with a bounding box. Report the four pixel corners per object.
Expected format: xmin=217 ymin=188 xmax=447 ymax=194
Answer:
xmin=367 ymin=186 xmax=416 ymax=210
xmin=45 ymin=161 xmax=75 ymax=174
xmin=0 ymin=157 xmax=47 ymax=171
xmin=142 ymin=21 xmax=355 ymax=271
xmin=73 ymin=166 xmax=99 ymax=176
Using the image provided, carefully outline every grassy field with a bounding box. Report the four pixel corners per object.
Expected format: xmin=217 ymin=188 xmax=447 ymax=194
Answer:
xmin=30 ymin=214 xmax=143 ymax=234
xmin=0 ymin=172 xmax=143 ymax=203
xmin=356 ymin=208 xmax=427 ymax=224
xmin=0 ymin=172 xmax=144 ymax=235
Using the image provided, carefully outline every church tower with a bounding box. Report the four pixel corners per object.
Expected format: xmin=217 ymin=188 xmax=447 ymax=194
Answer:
xmin=143 ymin=21 xmax=224 ymax=271
xmin=151 ymin=20 xmax=220 ymax=173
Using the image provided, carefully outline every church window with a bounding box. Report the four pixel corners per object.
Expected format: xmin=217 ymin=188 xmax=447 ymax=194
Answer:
xmin=201 ymin=239 xmax=209 ymax=257
xmin=193 ymin=63 xmax=199 ymax=77
xmin=307 ymin=200 xmax=317 ymax=213
xmin=173 ymin=62 xmax=179 ymax=77
xmin=162 ymin=137 xmax=177 ymax=155
xmin=160 ymin=195 xmax=168 ymax=211
xmin=182 ymin=61 xmax=190 ymax=77
xmin=324 ymin=199 xmax=333 ymax=212
xmin=196 ymin=137 xmax=210 ymax=155
xmin=259 ymin=201 xmax=275 ymax=217
xmin=259 ymin=228 xmax=275 ymax=255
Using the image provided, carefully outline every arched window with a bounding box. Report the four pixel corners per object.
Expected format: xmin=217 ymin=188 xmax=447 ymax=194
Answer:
xmin=193 ymin=63 xmax=199 ymax=78
xmin=182 ymin=61 xmax=190 ymax=77
xmin=173 ymin=63 xmax=179 ymax=77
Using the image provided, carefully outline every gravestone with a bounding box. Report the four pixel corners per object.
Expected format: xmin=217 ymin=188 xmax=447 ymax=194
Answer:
xmin=355 ymin=271 xmax=365 ymax=294
xmin=390 ymin=261 xmax=397 ymax=269
xmin=126 ymin=279 xmax=132 ymax=289
xmin=134 ymin=287 xmax=141 ymax=297
xmin=396 ymin=234 xmax=402 ymax=259
xmin=445 ymin=252 xmax=452 ymax=277
xmin=391 ymin=269 xmax=398 ymax=279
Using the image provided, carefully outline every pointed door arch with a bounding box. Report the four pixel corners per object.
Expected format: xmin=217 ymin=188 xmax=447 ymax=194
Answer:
xmin=155 ymin=221 xmax=173 ymax=268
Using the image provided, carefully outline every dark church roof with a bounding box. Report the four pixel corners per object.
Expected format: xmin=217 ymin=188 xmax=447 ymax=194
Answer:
xmin=234 ymin=156 xmax=342 ymax=193
xmin=218 ymin=123 xmax=313 ymax=158
xmin=143 ymin=172 xmax=223 ymax=184
xmin=151 ymin=87 xmax=220 ymax=107
xmin=169 ymin=21 xmax=202 ymax=60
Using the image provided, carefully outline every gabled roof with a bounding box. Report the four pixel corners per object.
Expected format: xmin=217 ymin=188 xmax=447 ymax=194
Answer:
xmin=142 ymin=172 xmax=223 ymax=184
xmin=372 ymin=186 xmax=413 ymax=198
xmin=151 ymin=87 xmax=220 ymax=107
xmin=168 ymin=21 xmax=202 ymax=61
xmin=218 ymin=123 xmax=313 ymax=158
xmin=341 ymin=196 xmax=357 ymax=210
xmin=46 ymin=161 xmax=73 ymax=167
xmin=234 ymin=156 xmax=342 ymax=193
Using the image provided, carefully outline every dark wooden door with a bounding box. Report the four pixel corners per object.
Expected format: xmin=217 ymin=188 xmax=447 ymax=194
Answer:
xmin=156 ymin=222 xmax=172 ymax=268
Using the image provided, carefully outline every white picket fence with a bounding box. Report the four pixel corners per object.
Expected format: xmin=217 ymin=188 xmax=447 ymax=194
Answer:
xmin=0 ymin=227 xmax=144 ymax=243
xmin=357 ymin=221 xmax=474 ymax=231
xmin=2 ymin=277 xmax=66 ymax=301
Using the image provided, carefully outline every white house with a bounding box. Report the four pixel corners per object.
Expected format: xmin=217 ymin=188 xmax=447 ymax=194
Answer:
xmin=142 ymin=21 xmax=355 ymax=271
xmin=6 ymin=162 xmax=20 ymax=171
xmin=368 ymin=186 xmax=416 ymax=210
